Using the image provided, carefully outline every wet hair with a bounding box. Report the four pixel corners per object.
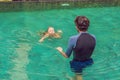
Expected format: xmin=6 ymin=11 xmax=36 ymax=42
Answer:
xmin=74 ymin=16 xmax=90 ymax=31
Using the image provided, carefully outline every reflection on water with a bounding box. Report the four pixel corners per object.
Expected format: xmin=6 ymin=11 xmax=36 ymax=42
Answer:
xmin=9 ymin=43 xmax=31 ymax=80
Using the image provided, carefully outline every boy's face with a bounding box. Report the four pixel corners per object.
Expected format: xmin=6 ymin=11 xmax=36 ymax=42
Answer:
xmin=48 ymin=27 xmax=55 ymax=34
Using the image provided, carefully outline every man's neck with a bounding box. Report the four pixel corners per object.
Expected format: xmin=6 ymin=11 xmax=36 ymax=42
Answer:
xmin=79 ymin=30 xmax=87 ymax=33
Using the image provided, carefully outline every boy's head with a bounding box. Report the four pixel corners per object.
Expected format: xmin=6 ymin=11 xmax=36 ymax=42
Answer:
xmin=74 ymin=16 xmax=90 ymax=31
xmin=47 ymin=27 xmax=55 ymax=34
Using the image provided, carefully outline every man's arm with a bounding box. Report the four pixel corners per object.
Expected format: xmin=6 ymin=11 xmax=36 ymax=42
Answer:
xmin=56 ymin=37 xmax=75 ymax=58
xmin=56 ymin=47 xmax=68 ymax=58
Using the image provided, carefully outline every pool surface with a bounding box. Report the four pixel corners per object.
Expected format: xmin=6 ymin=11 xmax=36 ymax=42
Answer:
xmin=0 ymin=7 xmax=120 ymax=80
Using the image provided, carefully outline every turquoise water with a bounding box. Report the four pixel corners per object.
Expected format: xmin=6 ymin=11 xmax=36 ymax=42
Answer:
xmin=0 ymin=7 xmax=120 ymax=80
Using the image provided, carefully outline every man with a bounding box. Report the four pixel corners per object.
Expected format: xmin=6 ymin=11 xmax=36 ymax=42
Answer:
xmin=56 ymin=16 xmax=96 ymax=80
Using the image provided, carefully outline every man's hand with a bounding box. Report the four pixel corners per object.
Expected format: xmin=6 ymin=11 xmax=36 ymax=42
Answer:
xmin=56 ymin=47 xmax=63 ymax=52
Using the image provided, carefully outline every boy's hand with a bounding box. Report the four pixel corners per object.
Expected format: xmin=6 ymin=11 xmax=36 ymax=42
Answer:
xmin=57 ymin=30 xmax=62 ymax=33
xmin=39 ymin=39 xmax=43 ymax=43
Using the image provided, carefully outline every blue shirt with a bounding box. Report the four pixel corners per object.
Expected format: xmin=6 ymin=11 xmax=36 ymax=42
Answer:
xmin=65 ymin=32 xmax=96 ymax=57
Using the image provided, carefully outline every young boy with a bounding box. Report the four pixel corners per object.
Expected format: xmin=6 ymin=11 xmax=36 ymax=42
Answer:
xmin=39 ymin=27 xmax=62 ymax=42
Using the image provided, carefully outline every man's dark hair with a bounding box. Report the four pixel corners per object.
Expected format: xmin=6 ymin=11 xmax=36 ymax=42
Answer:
xmin=74 ymin=16 xmax=90 ymax=31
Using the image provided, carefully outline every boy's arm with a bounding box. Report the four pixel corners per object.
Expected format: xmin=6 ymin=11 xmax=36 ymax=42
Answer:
xmin=39 ymin=34 xmax=49 ymax=42
xmin=54 ymin=30 xmax=62 ymax=38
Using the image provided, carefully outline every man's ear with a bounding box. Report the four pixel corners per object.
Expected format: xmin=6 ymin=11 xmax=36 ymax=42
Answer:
xmin=76 ymin=26 xmax=79 ymax=32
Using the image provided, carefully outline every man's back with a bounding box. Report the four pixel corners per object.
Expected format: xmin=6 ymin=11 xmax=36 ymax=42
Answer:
xmin=73 ymin=33 xmax=96 ymax=61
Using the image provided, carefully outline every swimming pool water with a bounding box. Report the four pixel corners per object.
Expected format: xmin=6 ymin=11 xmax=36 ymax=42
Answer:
xmin=0 ymin=7 xmax=120 ymax=80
